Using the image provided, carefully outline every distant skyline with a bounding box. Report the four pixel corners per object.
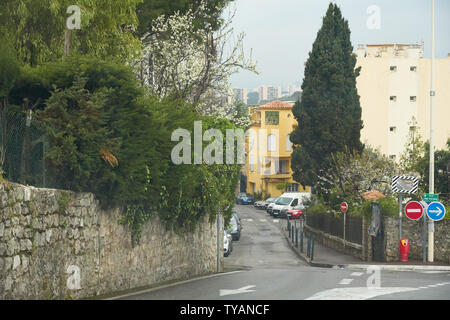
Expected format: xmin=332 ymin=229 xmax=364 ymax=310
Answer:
xmin=229 ymin=0 xmax=450 ymax=90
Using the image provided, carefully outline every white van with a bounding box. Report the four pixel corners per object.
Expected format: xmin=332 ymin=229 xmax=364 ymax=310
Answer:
xmin=271 ymin=192 xmax=311 ymax=218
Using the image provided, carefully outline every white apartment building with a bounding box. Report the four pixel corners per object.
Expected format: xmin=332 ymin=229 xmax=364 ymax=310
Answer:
xmin=258 ymin=85 xmax=281 ymax=102
xmin=356 ymin=44 xmax=450 ymax=161
xmin=233 ymin=88 xmax=248 ymax=105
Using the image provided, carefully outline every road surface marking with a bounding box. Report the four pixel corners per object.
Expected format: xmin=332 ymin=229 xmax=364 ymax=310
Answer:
xmin=220 ymin=285 xmax=256 ymax=297
xmin=306 ymin=287 xmax=418 ymax=300
xmin=339 ymin=279 xmax=354 ymax=285
xmin=260 ymin=219 xmax=266 ymax=222
xmin=246 ymin=219 xmax=253 ymax=222
xmin=350 ymin=272 xmax=364 ymax=277
xmin=273 ymin=219 xmax=279 ymax=223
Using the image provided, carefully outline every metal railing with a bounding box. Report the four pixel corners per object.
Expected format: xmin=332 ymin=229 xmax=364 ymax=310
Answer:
xmin=287 ymin=216 xmax=315 ymax=261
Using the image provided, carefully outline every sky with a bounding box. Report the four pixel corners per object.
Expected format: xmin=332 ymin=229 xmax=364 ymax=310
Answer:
xmin=228 ymin=0 xmax=450 ymax=91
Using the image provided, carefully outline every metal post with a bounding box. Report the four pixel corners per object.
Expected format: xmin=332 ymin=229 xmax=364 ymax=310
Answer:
xmin=311 ymin=237 xmax=315 ymax=261
xmin=428 ymin=0 xmax=436 ymax=263
xmin=300 ymin=231 xmax=304 ymax=252
xmin=291 ymin=225 xmax=294 ymax=242
xmin=217 ymin=213 xmax=221 ymax=273
xmin=423 ymin=211 xmax=427 ymax=262
xmin=295 ymin=228 xmax=298 ymax=247
xmin=399 ymin=194 xmax=403 ymax=240
xmin=343 ymin=212 xmax=346 ymax=251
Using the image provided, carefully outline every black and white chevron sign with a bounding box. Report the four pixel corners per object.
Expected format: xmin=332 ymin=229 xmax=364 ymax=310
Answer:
xmin=391 ymin=176 xmax=419 ymax=194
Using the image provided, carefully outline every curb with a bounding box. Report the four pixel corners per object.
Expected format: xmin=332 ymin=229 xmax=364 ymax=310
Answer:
xmin=280 ymin=223 xmax=334 ymax=268
xmin=341 ymin=264 xmax=450 ymax=272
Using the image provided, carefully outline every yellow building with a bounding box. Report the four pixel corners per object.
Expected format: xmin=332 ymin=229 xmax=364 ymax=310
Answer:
xmin=356 ymin=44 xmax=450 ymax=160
xmin=246 ymin=100 xmax=310 ymax=197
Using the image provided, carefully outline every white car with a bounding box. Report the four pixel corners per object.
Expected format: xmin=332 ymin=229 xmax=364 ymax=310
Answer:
xmin=224 ymin=231 xmax=233 ymax=257
xmin=271 ymin=192 xmax=311 ymax=218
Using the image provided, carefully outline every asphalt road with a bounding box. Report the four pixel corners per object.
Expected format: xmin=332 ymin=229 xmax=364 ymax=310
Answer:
xmin=113 ymin=204 xmax=450 ymax=300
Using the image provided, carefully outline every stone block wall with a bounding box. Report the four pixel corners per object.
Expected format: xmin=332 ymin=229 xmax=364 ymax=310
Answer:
xmin=383 ymin=216 xmax=449 ymax=263
xmin=0 ymin=182 xmax=222 ymax=299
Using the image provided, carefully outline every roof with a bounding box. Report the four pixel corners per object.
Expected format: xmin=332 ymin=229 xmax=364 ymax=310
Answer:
xmin=257 ymin=100 xmax=294 ymax=110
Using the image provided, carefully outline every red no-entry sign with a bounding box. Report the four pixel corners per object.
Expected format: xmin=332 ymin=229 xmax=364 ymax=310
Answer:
xmin=340 ymin=202 xmax=348 ymax=213
xmin=404 ymin=201 xmax=424 ymax=220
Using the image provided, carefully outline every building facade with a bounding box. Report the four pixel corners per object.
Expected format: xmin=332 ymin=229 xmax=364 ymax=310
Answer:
xmin=246 ymin=100 xmax=310 ymax=197
xmin=356 ymin=44 xmax=450 ymax=160
xmin=258 ymin=85 xmax=282 ymax=102
xmin=233 ymin=87 xmax=248 ymax=105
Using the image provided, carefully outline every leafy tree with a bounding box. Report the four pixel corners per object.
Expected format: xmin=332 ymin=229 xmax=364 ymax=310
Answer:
xmin=0 ymin=39 xmax=21 ymax=170
xmin=290 ymin=3 xmax=363 ymax=189
xmin=136 ymin=0 xmax=230 ymax=37
xmin=0 ymin=0 xmax=142 ymax=66
xmin=138 ymin=1 xmax=257 ymax=126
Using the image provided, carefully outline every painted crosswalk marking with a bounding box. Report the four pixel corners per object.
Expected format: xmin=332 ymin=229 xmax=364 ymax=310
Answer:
xmin=339 ymin=279 xmax=354 ymax=285
xmin=351 ymin=272 xmax=364 ymax=277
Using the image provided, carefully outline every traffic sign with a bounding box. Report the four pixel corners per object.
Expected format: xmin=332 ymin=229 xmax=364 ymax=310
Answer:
xmin=423 ymin=194 xmax=439 ymax=202
xmin=391 ymin=176 xmax=419 ymax=194
xmin=340 ymin=202 xmax=348 ymax=213
xmin=404 ymin=201 xmax=424 ymax=221
xmin=426 ymin=202 xmax=446 ymax=221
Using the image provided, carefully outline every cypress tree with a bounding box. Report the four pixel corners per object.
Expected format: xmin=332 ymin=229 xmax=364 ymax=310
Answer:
xmin=290 ymin=3 xmax=363 ymax=188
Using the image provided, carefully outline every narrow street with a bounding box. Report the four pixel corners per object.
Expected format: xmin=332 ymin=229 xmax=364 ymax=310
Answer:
xmin=113 ymin=205 xmax=450 ymax=300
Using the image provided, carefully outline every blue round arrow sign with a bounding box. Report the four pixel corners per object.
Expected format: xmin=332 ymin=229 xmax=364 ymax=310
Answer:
xmin=426 ymin=202 xmax=446 ymax=221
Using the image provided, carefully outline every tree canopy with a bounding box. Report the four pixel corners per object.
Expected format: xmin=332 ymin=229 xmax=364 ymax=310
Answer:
xmin=290 ymin=3 xmax=363 ymax=189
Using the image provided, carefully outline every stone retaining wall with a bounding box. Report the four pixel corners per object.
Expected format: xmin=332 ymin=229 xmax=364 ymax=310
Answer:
xmin=0 ymin=182 xmax=222 ymax=299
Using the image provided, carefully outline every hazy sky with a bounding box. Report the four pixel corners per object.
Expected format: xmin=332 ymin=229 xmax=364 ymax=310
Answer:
xmin=229 ymin=0 xmax=450 ymax=90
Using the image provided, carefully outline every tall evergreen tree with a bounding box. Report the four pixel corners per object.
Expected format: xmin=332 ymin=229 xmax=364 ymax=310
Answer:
xmin=290 ymin=3 xmax=363 ymax=188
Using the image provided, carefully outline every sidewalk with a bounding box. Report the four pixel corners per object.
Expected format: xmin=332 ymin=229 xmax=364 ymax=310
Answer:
xmin=280 ymin=221 xmax=450 ymax=272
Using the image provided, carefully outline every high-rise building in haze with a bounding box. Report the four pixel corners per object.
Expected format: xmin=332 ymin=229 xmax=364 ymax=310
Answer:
xmin=233 ymin=88 xmax=248 ymax=104
xmin=258 ymin=85 xmax=281 ymax=102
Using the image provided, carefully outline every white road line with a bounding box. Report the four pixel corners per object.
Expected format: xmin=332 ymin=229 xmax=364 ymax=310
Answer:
xmin=260 ymin=219 xmax=267 ymax=222
xmin=246 ymin=219 xmax=253 ymax=222
xmin=339 ymin=279 xmax=354 ymax=285
xmin=273 ymin=219 xmax=279 ymax=223
xmin=350 ymin=272 xmax=364 ymax=277
xmin=306 ymin=287 xmax=419 ymax=300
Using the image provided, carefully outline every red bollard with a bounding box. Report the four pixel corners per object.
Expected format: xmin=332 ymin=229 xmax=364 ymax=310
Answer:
xmin=400 ymin=238 xmax=409 ymax=262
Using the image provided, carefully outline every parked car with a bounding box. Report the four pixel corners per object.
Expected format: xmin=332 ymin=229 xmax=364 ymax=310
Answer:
xmin=271 ymin=192 xmax=311 ymax=218
xmin=228 ymin=215 xmax=241 ymax=240
xmin=254 ymin=197 xmax=273 ymax=209
xmin=285 ymin=204 xmax=306 ymax=219
xmin=266 ymin=198 xmax=279 ymax=215
xmin=263 ymin=197 xmax=277 ymax=210
xmin=224 ymin=230 xmax=233 ymax=257
xmin=236 ymin=192 xmax=254 ymax=205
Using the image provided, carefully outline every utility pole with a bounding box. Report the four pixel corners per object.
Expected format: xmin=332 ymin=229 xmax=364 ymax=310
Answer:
xmin=428 ymin=0 xmax=435 ymax=263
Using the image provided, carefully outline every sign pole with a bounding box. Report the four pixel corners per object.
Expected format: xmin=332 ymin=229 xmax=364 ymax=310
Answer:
xmin=398 ymin=194 xmax=403 ymax=240
xmin=343 ymin=211 xmax=346 ymax=251
xmin=428 ymin=0 xmax=436 ymax=263
xmin=423 ymin=208 xmax=427 ymax=262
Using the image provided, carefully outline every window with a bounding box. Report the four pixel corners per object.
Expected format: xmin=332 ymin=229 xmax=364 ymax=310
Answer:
xmin=286 ymin=183 xmax=299 ymax=192
xmin=390 ymin=127 xmax=396 ymax=133
xmin=291 ymin=199 xmax=298 ymax=207
xmin=390 ymin=66 xmax=397 ymax=72
xmin=390 ymin=96 xmax=397 ymax=102
xmin=410 ymin=66 xmax=417 ymax=72
xmin=277 ymin=160 xmax=289 ymax=174
xmin=268 ymin=134 xmax=276 ymax=152
xmin=389 ymin=155 xmax=396 ymax=161
xmin=265 ymin=111 xmax=279 ymax=125
xmin=286 ymin=135 xmax=292 ymax=151
xmin=410 ymin=126 xmax=416 ymax=132
xmin=410 ymin=96 xmax=417 ymax=102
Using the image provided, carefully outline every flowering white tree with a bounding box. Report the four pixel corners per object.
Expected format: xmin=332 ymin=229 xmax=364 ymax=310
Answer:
xmin=316 ymin=146 xmax=399 ymax=202
xmin=137 ymin=1 xmax=257 ymax=126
